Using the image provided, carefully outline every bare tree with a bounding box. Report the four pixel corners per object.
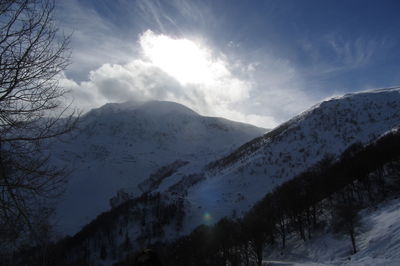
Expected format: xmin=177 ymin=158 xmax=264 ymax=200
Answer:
xmin=0 ymin=0 xmax=77 ymax=245
xmin=332 ymin=201 xmax=361 ymax=254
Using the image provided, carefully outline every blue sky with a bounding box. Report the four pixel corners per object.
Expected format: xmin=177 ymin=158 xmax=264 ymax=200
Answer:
xmin=57 ymin=0 xmax=400 ymax=128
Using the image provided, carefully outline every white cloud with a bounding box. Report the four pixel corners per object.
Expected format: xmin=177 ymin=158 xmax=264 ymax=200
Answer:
xmin=138 ymin=30 xmax=251 ymax=106
xmin=63 ymin=31 xmax=266 ymax=125
xmin=61 ymin=30 xmax=316 ymax=129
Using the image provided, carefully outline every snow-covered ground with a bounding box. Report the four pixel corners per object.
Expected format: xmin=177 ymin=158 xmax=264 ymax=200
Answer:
xmin=264 ymin=198 xmax=400 ymax=266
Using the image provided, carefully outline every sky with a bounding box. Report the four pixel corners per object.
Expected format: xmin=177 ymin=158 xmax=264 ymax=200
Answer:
xmin=56 ymin=0 xmax=400 ymax=128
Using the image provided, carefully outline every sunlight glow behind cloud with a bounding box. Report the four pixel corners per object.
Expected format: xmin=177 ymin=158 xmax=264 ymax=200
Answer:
xmin=63 ymin=30 xmax=312 ymax=128
xmin=139 ymin=30 xmax=250 ymax=104
xmin=140 ymin=30 xmax=215 ymax=85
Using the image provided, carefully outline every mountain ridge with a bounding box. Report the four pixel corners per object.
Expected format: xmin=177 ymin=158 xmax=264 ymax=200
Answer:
xmin=145 ymin=87 xmax=400 ymax=235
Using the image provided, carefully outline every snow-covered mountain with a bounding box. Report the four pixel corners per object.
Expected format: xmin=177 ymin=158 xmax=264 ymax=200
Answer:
xmin=47 ymin=88 xmax=400 ymax=265
xmin=115 ymin=88 xmax=400 ymax=237
xmin=171 ymin=88 xmax=400 ymax=234
xmin=132 ymin=88 xmax=395 ymax=239
xmin=51 ymin=100 xmax=266 ymax=235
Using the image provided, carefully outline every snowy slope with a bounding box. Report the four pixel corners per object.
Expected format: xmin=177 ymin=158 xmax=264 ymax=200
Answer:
xmin=50 ymin=100 xmax=266 ymax=235
xmin=151 ymin=88 xmax=400 ymax=235
xmin=264 ymin=198 xmax=400 ymax=266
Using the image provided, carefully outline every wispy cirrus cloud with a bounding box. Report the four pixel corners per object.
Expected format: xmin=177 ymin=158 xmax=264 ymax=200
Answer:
xmin=299 ymin=34 xmax=392 ymax=76
xmin=56 ymin=0 xmax=137 ymax=81
xmin=135 ymin=0 xmax=210 ymax=34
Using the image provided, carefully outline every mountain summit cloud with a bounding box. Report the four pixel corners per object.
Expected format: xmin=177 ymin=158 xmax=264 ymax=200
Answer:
xmin=63 ymin=30 xmax=279 ymax=127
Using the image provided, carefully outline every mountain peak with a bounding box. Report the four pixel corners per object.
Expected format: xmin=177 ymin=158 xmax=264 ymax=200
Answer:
xmin=85 ymin=100 xmax=199 ymax=118
xmin=138 ymin=100 xmax=199 ymax=117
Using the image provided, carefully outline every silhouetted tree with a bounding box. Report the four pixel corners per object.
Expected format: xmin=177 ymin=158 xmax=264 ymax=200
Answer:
xmin=100 ymin=245 xmax=107 ymax=261
xmin=332 ymin=202 xmax=361 ymax=254
xmin=0 ymin=0 xmax=77 ymax=245
xmin=243 ymin=206 xmax=275 ymax=266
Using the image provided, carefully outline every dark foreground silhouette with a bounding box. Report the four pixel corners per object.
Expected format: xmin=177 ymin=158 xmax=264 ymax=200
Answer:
xmin=134 ymin=249 xmax=163 ymax=266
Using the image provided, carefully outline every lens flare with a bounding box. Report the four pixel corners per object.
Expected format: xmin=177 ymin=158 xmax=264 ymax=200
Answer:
xmin=203 ymin=212 xmax=213 ymax=225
